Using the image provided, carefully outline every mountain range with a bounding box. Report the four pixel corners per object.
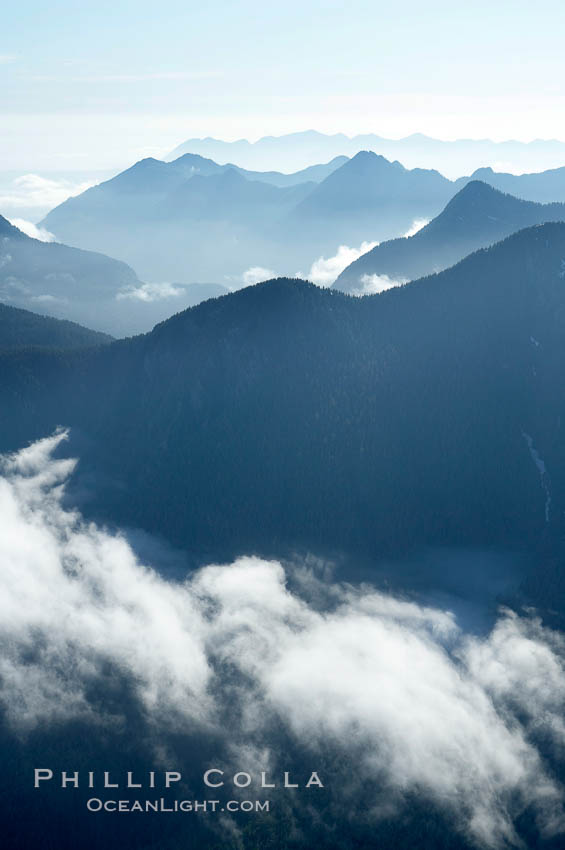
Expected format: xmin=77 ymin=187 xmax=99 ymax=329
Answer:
xmin=454 ymin=164 xmax=565 ymax=203
xmin=41 ymin=156 xmax=318 ymax=283
xmin=334 ymin=180 xmax=565 ymax=292
xmin=40 ymin=150 xmax=565 ymax=288
xmin=166 ymin=130 xmax=565 ymax=178
xmin=40 ymin=151 xmax=457 ymax=283
xmin=285 ymin=150 xmax=453 ymax=252
xmin=3 ymin=222 xmax=565 ymax=617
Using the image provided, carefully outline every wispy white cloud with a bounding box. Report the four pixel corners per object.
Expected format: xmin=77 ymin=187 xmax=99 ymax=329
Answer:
xmin=0 ymin=173 xmax=95 ymax=214
xmin=403 ymin=217 xmax=429 ymax=237
xmin=116 ymin=281 xmax=186 ymax=302
xmin=351 ymin=272 xmax=408 ymax=296
xmin=241 ymin=266 xmax=276 ymax=286
xmin=8 ymin=218 xmax=56 ymax=242
xmin=306 ymin=241 xmax=378 ymax=287
xmin=2 ymin=432 xmax=565 ymax=847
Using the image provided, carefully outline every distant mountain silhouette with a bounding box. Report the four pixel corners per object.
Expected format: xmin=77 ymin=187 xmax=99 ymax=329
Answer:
xmin=0 ymin=214 xmax=232 ymax=337
xmin=166 ymin=129 xmax=565 ymax=177
xmin=41 ymin=153 xmax=343 ymax=241
xmin=455 ymin=165 xmax=565 ymax=203
xmin=40 ymin=156 xmax=322 ymax=282
xmin=41 ymin=151 xmax=457 ymax=282
xmin=0 ymin=302 xmax=112 ymax=349
xmin=0 ymin=214 xmax=142 ymax=334
xmin=286 ymin=150 xmax=454 ymax=250
xmin=164 ymin=167 xmax=313 ymax=222
xmin=166 ymin=151 xmax=349 ymax=187
xmin=3 ymin=223 xmax=565 ymax=594
xmin=334 ymin=181 xmax=565 ymax=291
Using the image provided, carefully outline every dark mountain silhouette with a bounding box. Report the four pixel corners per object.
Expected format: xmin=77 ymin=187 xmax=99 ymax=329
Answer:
xmin=3 ymin=223 xmax=565 ymax=593
xmin=334 ymin=181 xmax=565 ymax=291
xmin=0 ymin=302 xmax=112 ymax=349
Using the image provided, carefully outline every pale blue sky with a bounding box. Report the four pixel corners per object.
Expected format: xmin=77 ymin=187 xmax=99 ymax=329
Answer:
xmin=1 ymin=0 xmax=565 ymax=168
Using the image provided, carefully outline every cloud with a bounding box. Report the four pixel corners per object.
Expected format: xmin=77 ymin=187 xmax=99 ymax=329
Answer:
xmin=403 ymin=217 xmax=429 ymax=237
xmin=306 ymin=241 xmax=378 ymax=287
xmin=8 ymin=218 xmax=56 ymax=242
xmin=241 ymin=266 xmax=275 ymax=286
xmin=1 ymin=432 xmax=565 ymax=847
xmin=0 ymin=173 xmax=96 ymax=214
xmin=0 ymin=431 xmax=212 ymax=728
xmin=116 ymin=281 xmax=186 ymax=302
xmin=351 ymin=272 xmax=408 ymax=296
xmin=0 ymin=54 xmax=16 ymax=65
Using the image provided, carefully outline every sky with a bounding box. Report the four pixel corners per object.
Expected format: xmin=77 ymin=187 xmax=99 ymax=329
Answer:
xmin=1 ymin=0 xmax=565 ymax=170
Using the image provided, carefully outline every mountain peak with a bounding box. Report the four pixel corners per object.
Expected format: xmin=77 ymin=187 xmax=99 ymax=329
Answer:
xmin=446 ymin=179 xmax=503 ymax=205
xmin=470 ymin=166 xmax=495 ymax=178
xmin=334 ymin=183 xmax=565 ymax=292
xmin=171 ymin=152 xmax=218 ymax=168
xmin=435 ymin=180 xmax=532 ymax=223
xmin=348 ymin=150 xmax=399 ymax=169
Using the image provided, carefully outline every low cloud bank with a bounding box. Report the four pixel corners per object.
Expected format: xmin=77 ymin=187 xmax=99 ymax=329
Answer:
xmin=306 ymin=241 xmax=378 ymax=287
xmin=0 ymin=173 xmax=95 ymax=215
xmin=116 ymin=281 xmax=187 ymax=302
xmin=1 ymin=432 xmax=565 ymax=847
xmin=351 ymin=272 xmax=408 ymax=296
xmin=403 ymin=217 xmax=429 ymax=237
xmin=8 ymin=218 xmax=56 ymax=242
xmin=241 ymin=266 xmax=276 ymax=286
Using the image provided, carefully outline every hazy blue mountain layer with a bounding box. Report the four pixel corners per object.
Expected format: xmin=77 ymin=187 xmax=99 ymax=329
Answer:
xmin=41 ymin=152 xmax=456 ymax=282
xmin=166 ymin=129 xmax=565 ymax=176
xmin=334 ymin=181 xmax=565 ymax=291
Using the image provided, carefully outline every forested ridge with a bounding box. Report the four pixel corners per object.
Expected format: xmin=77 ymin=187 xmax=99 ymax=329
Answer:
xmin=2 ymin=223 xmax=565 ymax=577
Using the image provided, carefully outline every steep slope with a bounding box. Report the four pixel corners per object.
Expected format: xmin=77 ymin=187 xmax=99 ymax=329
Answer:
xmin=0 ymin=302 xmax=112 ymax=349
xmin=3 ymin=223 xmax=565 ymax=577
xmin=334 ymin=181 xmax=565 ymax=291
